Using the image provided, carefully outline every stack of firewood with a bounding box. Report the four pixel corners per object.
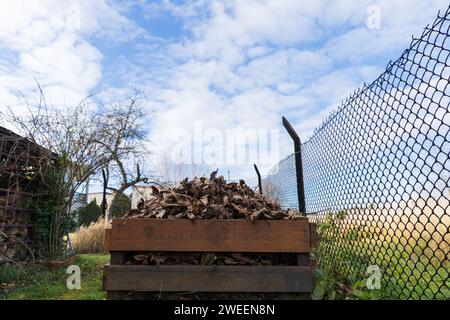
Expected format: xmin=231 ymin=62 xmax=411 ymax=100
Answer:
xmin=0 ymin=217 xmax=29 ymax=264
xmin=0 ymin=193 xmax=34 ymax=264
xmin=125 ymin=172 xmax=302 ymax=221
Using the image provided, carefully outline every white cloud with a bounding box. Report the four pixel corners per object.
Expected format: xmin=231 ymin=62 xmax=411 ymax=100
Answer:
xmin=0 ymin=0 xmax=138 ymax=110
xmin=237 ymin=49 xmax=332 ymax=92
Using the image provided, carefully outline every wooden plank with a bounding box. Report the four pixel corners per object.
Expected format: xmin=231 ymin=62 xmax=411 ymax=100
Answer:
xmin=106 ymin=291 xmax=128 ymax=300
xmin=102 ymin=265 xmax=108 ymax=291
xmin=103 ymin=265 xmax=314 ymax=293
xmin=104 ymin=229 xmax=111 ymax=253
xmin=109 ymin=219 xmax=311 ymax=253
xmin=106 ymin=291 xmax=121 ymax=300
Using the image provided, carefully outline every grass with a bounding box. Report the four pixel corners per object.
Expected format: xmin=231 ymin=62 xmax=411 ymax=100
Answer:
xmin=1 ymin=254 xmax=110 ymax=300
xmin=70 ymin=219 xmax=109 ymax=254
xmin=315 ymin=234 xmax=450 ymax=299
xmin=312 ymin=208 xmax=450 ymax=300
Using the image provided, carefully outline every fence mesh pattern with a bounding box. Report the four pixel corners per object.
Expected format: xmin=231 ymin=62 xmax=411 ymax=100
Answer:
xmin=264 ymin=154 xmax=298 ymax=209
xmin=264 ymin=7 xmax=450 ymax=299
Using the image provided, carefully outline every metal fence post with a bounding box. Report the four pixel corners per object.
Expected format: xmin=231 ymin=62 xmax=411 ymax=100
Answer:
xmin=101 ymin=167 xmax=108 ymax=217
xmin=282 ymin=116 xmax=306 ymax=213
xmin=253 ymin=163 xmax=262 ymax=194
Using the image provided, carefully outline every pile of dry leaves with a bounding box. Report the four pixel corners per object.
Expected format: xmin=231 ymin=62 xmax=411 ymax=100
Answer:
xmin=129 ymin=252 xmax=298 ymax=266
xmin=125 ymin=172 xmax=303 ymax=221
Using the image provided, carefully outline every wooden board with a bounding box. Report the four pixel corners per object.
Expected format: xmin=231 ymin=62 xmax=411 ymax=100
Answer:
xmin=104 ymin=229 xmax=111 ymax=253
xmin=109 ymin=219 xmax=311 ymax=253
xmin=103 ymin=265 xmax=314 ymax=293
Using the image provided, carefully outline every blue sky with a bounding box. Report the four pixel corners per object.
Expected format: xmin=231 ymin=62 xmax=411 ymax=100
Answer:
xmin=0 ymin=0 xmax=448 ymax=182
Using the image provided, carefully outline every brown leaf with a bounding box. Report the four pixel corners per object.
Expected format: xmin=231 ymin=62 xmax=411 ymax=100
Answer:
xmin=199 ymin=195 xmax=209 ymax=206
xmin=187 ymin=210 xmax=196 ymax=220
xmin=155 ymin=210 xmax=166 ymax=218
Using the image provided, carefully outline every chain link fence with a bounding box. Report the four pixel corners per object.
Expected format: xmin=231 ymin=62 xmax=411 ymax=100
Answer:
xmin=263 ymin=7 xmax=450 ymax=299
xmin=264 ymin=155 xmax=298 ymax=209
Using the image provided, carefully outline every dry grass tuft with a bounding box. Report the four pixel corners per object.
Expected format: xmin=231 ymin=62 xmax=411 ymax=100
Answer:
xmin=70 ymin=218 xmax=110 ymax=254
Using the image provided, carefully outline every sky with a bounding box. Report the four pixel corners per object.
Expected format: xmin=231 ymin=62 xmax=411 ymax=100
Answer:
xmin=0 ymin=0 xmax=448 ymax=183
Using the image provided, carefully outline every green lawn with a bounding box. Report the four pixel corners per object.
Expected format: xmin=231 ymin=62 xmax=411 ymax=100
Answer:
xmin=1 ymin=254 xmax=110 ymax=300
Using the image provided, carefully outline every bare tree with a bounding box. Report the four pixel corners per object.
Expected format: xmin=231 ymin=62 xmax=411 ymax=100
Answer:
xmin=1 ymin=88 xmax=151 ymax=256
xmin=95 ymin=95 xmax=151 ymax=222
xmin=1 ymin=92 xmax=110 ymax=256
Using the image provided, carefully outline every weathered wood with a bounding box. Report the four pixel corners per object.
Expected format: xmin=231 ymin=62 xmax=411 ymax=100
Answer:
xmin=102 ymin=266 xmax=108 ymax=291
xmin=103 ymin=265 xmax=314 ymax=293
xmin=105 ymin=291 xmax=312 ymax=300
xmin=104 ymin=228 xmax=111 ymax=253
xmin=109 ymin=219 xmax=311 ymax=253
xmin=106 ymin=291 xmax=125 ymax=300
